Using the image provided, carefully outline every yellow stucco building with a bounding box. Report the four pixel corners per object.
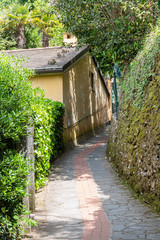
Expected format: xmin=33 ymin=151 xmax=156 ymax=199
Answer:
xmin=5 ymin=46 xmax=112 ymax=144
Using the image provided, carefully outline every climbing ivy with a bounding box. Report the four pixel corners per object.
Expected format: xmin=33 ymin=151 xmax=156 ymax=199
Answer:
xmin=120 ymin=22 xmax=160 ymax=107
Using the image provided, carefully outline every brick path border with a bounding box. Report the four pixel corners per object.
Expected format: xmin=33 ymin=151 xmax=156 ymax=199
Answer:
xmin=74 ymin=138 xmax=110 ymax=240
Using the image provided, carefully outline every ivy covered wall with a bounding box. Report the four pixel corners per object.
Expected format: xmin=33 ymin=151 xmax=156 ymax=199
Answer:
xmin=107 ymin=25 xmax=160 ymax=212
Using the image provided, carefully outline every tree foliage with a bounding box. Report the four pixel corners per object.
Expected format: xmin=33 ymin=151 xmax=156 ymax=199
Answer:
xmin=2 ymin=4 xmax=31 ymax=48
xmin=55 ymin=0 xmax=159 ymax=73
xmin=0 ymin=0 xmax=65 ymax=49
xmin=30 ymin=2 xmax=63 ymax=47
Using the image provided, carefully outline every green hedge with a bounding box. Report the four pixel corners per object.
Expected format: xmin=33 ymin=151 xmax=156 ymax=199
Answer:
xmin=0 ymin=54 xmax=34 ymax=239
xmin=0 ymin=54 xmax=65 ymax=237
xmin=32 ymin=94 xmax=65 ymax=189
xmin=0 ymin=152 xmax=30 ymax=240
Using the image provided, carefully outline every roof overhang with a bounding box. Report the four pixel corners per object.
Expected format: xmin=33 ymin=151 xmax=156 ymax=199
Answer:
xmin=33 ymin=46 xmax=90 ymax=74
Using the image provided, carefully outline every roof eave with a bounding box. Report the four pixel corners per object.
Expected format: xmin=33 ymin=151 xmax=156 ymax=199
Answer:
xmin=31 ymin=46 xmax=110 ymax=97
xmin=34 ymin=67 xmax=63 ymax=74
xmin=35 ymin=45 xmax=89 ymax=74
xmin=89 ymin=49 xmax=110 ymax=96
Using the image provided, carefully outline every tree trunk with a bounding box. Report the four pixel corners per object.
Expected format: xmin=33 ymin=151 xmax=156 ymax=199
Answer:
xmin=17 ymin=24 xmax=26 ymax=49
xmin=42 ymin=30 xmax=49 ymax=47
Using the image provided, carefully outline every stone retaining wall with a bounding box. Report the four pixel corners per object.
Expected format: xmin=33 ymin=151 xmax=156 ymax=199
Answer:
xmin=107 ymin=76 xmax=160 ymax=212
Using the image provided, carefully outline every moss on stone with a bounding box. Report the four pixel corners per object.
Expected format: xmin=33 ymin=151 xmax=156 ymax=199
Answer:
xmin=107 ymin=58 xmax=160 ymax=213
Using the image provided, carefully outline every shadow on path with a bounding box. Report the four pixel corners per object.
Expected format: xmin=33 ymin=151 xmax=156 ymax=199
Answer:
xmin=26 ymin=126 xmax=160 ymax=240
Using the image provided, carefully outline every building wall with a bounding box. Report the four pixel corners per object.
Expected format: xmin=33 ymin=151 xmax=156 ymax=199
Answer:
xmin=30 ymin=75 xmax=63 ymax=102
xmin=63 ymin=53 xmax=109 ymax=144
xmin=28 ymin=54 xmax=110 ymax=144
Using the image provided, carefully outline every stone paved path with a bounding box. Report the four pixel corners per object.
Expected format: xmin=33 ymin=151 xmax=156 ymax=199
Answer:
xmin=30 ymin=126 xmax=160 ymax=240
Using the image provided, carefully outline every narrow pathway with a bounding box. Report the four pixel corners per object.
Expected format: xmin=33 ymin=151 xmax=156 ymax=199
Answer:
xmin=30 ymin=126 xmax=160 ymax=240
xmin=74 ymin=137 xmax=110 ymax=240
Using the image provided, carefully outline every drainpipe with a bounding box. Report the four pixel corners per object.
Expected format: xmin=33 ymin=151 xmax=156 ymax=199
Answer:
xmin=113 ymin=64 xmax=120 ymax=120
xmin=113 ymin=72 xmax=118 ymax=120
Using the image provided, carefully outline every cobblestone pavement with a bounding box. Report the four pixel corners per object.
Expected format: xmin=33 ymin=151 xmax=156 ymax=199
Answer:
xmin=30 ymin=126 xmax=160 ymax=240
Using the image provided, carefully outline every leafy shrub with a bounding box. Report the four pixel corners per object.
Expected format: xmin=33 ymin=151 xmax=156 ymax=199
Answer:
xmin=0 ymin=53 xmax=65 ymax=237
xmin=32 ymin=94 xmax=65 ymax=189
xmin=51 ymin=101 xmax=65 ymax=157
xmin=0 ymin=53 xmax=34 ymax=154
xmin=0 ymin=152 xmax=30 ymax=240
xmin=0 ymin=53 xmax=35 ymax=238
